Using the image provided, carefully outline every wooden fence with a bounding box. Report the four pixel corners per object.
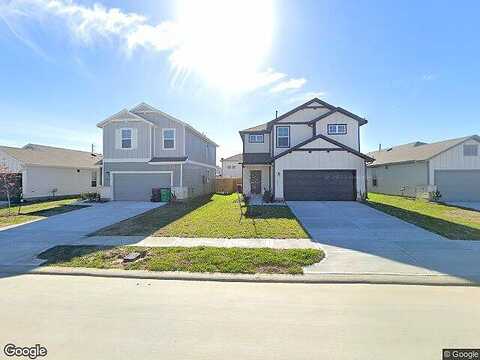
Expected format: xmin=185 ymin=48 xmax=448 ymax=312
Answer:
xmin=215 ymin=177 xmax=242 ymax=194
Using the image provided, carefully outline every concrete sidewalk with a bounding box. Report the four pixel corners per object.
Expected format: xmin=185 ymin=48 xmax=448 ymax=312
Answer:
xmin=81 ymin=236 xmax=320 ymax=249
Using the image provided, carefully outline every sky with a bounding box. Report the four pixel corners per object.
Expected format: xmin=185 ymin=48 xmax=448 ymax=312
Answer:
xmin=0 ymin=0 xmax=479 ymax=163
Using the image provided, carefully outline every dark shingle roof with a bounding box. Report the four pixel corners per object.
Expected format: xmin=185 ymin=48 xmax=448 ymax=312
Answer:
xmin=368 ymin=135 xmax=480 ymax=166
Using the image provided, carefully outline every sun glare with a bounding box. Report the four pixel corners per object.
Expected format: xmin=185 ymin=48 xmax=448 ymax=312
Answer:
xmin=172 ymin=0 xmax=274 ymax=92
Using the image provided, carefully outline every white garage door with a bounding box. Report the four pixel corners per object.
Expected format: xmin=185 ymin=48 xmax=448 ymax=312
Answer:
xmin=434 ymin=170 xmax=480 ymax=201
xmin=113 ymin=173 xmax=171 ymax=201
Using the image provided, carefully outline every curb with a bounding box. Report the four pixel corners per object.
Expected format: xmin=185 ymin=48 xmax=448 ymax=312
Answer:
xmin=0 ymin=265 xmax=479 ymax=287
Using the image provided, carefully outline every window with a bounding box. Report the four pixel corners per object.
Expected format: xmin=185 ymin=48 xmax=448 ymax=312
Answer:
xmin=464 ymin=144 xmax=478 ymax=156
xmin=249 ymin=134 xmax=264 ymax=143
xmin=372 ymin=177 xmax=378 ymax=187
xmin=276 ymin=126 xmax=290 ymax=148
xmin=163 ymin=129 xmax=175 ymax=150
xmin=91 ymin=170 xmax=97 ymax=187
xmin=327 ymin=124 xmax=347 ymax=135
xmin=121 ymin=129 xmax=132 ymax=149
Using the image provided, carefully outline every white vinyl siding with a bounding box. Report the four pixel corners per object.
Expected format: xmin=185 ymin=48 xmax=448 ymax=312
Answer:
xmin=243 ymin=133 xmax=270 ymax=153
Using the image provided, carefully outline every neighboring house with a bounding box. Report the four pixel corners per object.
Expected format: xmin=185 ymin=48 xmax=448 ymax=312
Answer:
xmin=239 ymin=98 xmax=373 ymax=201
xmin=0 ymin=144 xmax=101 ymax=200
xmin=367 ymin=135 xmax=480 ymax=201
xmin=215 ymin=165 xmax=222 ymax=177
xmin=220 ymin=153 xmax=242 ymax=178
xmin=97 ymin=102 xmax=217 ymax=201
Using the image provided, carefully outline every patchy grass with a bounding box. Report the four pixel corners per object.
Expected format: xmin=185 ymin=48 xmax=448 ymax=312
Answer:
xmin=0 ymin=198 xmax=85 ymax=228
xmin=92 ymin=194 xmax=309 ymax=239
xmin=366 ymin=193 xmax=480 ymax=240
xmin=38 ymin=245 xmax=324 ymax=275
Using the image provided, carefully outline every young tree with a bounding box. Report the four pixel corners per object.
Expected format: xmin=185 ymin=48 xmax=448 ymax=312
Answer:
xmin=0 ymin=164 xmax=21 ymax=216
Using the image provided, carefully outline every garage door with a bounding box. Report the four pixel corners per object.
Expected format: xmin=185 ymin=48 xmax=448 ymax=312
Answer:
xmin=283 ymin=170 xmax=356 ymax=201
xmin=434 ymin=170 xmax=480 ymax=201
xmin=113 ymin=173 xmax=171 ymax=201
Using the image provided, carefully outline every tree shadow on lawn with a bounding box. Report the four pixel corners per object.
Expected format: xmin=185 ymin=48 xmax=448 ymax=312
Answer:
xmin=90 ymin=195 xmax=214 ymax=237
xmin=366 ymin=201 xmax=480 ymax=240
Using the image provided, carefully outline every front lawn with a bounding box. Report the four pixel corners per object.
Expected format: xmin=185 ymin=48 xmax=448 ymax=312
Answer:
xmin=366 ymin=193 xmax=480 ymax=240
xmin=92 ymin=194 xmax=309 ymax=239
xmin=38 ymin=245 xmax=324 ymax=274
xmin=0 ymin=198 xmax=85 ymax=228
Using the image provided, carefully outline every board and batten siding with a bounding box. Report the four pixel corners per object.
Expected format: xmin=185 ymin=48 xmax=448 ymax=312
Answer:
xmin=315 ymin=112 xmax=360 ymax=150
xmin=185 ymin=128 xmax=216 ymax=165
xmin=243 ymin=133 xmax=270 ymax=153
xmin=274 ymin=150 xmax=366 ymax=200
xmin=103 ymin=121 xmax=151 ymax=160
xmin=429 ymin=139 xmax=480 ymax=185
xmin=367 ymin=162 xmax=428 ymax=197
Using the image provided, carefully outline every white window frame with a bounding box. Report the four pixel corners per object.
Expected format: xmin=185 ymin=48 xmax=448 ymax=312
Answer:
xmin=327 ymin=124 xmax=347 ymax=135
xmin=464 ymin=144 xmax=479 ymax=157
xmin=91 ymin=170 xmax=97 ymax=187
xmin=276 ymin=126 xmax=290 ymax=148
xmin=121 ymin=128 xmax=133 ymax=149
xmin=249 ymin=134 xmax=264 ymax=143
xmin=162 ymin=128 xmax=176 ymax=150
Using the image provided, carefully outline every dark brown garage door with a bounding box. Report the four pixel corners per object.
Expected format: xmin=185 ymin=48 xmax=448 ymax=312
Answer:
xmin=283 ymin=170 xmax=356 ymax=201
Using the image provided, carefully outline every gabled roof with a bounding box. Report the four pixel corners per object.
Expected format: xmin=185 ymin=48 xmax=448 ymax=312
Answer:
xmin=0 ymin=144 xmax=101 ymax=168
xmin=239 ymin=97 xmax=367 ymax=134
xmin=97 ymin=109 xmax=155 ymax=128
xmin=98 ymin=102 xmax=218 ymax=147
xmin=221 ymin=153 xmax=243 ymax=162
xmin=271 ymin=134 xmax=374 ymax=163
xmin=368 ymin=135 xmax=480 ymax=166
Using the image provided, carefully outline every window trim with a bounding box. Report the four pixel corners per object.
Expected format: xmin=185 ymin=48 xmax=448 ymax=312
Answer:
xmin=463 ymin=144 xmax=479 ymax=157
xmin=276 ymin=126 xmax=290 ymax=148
xmin=120 ymin=128 xmax=133 ymax=149
xmin=162 ymin=128 xmax=176 ymax=150
xmin=249 ymin=134 xmax=264 ymax=143
xmin=91 ymin=170 xmax=97 ymax=187
xmin=327 ymin=123 xmax=348 ymax=135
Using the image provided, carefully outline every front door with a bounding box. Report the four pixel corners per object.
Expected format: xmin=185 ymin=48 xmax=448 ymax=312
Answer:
xmin=250 ymin=170 xmax=262 ymax=194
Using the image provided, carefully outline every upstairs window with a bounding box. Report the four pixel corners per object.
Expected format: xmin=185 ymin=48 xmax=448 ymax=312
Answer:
xmin=464 ymin=144 xmax=478 ymax=156
xmin=121 ymin=129 xmax=132 ymax=149
xmin=249 ymin=134 xmax=264 ymax=143
xmin=163 ymin=129 xmax=175 ymax=150
xmin=327 ymin=124 xmax=347 ymax=135
xmin=276 ymin=126 xmax=290 ymax=148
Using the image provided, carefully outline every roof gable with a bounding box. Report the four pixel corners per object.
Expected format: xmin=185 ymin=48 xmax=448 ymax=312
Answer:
xmin=97 ymin=109 xmax=154 ymax=128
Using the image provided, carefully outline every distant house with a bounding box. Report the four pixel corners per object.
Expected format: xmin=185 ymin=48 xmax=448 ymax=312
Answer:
xmin=220 ymin=153 xmax=242 ymax=178
xmin=367 ymin=135 xmax=480 ymax=201
xmin=0 ymin=144 xmax=101 ymax=200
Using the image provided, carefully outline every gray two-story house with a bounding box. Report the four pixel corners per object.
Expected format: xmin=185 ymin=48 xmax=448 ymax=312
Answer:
xmin=97 ymin=103 xmax=217 ymax=201
xmin=239 ymin=98 xmax=374 ymax=201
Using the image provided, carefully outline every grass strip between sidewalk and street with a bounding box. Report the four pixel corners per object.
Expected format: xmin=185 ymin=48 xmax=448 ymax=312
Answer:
xmin=38 ymin=245 xmax=324 ymax=275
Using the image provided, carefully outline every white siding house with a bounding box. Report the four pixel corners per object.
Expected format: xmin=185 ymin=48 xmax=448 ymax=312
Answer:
xmin=0 ymin=144 xmax=101 ymax=200
xmin=220 ymin=154 xmax=242 ymax=178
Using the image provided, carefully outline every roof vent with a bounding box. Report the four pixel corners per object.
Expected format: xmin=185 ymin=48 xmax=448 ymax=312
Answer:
xmin=386 ymin=147 xmax=393 ymax=152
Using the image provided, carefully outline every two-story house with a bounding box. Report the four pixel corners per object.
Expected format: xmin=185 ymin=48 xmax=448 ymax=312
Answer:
xmin=97 ymin=103 xmax=217 ymax=201
xmin=220 ymin=153 xmax=243 ymax=178
xmin=239 ymin=98 xmax=374 ymax=201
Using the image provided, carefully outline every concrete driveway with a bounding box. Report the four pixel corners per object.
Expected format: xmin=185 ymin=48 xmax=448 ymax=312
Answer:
xmin=0 ymin=201 xmax=163 ymax=266
xmin=288 ymin=201 xmax=480 ymax=281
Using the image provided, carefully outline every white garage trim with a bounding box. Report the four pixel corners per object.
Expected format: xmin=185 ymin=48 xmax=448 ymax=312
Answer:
xmin=110 ymin=171 xmax=173 ymax=201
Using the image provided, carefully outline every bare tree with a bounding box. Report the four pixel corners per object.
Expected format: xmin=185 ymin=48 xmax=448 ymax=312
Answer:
xmin=0 ymin=164 xmax=21 ymax=216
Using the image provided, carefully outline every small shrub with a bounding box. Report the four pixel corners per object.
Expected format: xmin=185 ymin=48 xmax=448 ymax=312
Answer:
xmin=432 ymin=190 xmax=442 ymax=202
xmin=81 ymin=192 xmax=100 ymax=202
xmin=262 ymin=190 xmax=273 ymax=203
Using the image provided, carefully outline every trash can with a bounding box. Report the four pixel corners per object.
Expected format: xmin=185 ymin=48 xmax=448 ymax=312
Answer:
xmin=160 ymin=188 xmax=172 ymax=202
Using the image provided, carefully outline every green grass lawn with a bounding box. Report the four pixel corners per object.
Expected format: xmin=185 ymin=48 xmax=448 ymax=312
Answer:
xmin=92 ymin=194 xmax=309 ymax=239
xmin=0 ymin=198 xmax=85 ymax=228
xmin=366 ymin=193 xmax=480 ymax=240
xmin=38 ymin=245 xmax=324 ymax=274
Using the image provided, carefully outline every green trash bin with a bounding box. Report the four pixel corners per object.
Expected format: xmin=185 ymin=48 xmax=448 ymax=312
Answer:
xmin=160 ymin=188 xmax=172 ymax=202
